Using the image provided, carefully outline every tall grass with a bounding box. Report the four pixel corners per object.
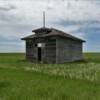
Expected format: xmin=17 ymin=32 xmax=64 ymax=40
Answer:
xmin=24 ymin=62 xmax=100 ymax=82
xmin=0 ymin=53 xmax=100 ymax=82
xmin=0 ymin=53 xmax=100 ymax=99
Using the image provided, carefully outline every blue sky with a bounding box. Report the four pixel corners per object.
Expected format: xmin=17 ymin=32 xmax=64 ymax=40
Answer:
xmin=0 ymin=0 xmax=100 ymax=52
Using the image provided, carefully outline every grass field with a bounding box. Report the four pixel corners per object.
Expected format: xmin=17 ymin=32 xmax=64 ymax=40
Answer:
xmin=0 ymin=53 xmax=100 ymax=100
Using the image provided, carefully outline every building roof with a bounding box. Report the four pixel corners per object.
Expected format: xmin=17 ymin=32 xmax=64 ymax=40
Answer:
xmin=21 ymin=27 xmax=85 ymax=42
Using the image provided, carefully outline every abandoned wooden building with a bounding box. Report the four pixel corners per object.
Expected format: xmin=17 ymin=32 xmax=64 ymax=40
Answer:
xmin=21 ymin=27 xmax=85 ymax=64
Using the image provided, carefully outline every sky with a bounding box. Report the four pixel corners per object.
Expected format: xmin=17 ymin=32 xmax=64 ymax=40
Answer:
xmin=0 ymin=0 xmax=100 ymax=52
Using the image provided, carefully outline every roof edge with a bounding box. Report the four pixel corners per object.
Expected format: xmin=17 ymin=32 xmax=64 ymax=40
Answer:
xmin=21 ymin=27 xmax=86 ymax=42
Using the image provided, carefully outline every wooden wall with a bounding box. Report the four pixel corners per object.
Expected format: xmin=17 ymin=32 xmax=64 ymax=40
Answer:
xmin=44 ymin=39 xmax=56 ymax=63
xmin=26 ymin=40 xmax=37 ymax=62
xmin=25 ymin=37 xmax=83 ymax=64
xmin=56 ymin=37 xmax=83 ymax=63
xmin=25 ymin=37 xmax=56 ymax=63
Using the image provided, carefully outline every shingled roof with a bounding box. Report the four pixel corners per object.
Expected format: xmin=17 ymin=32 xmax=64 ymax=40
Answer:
xmin=21 ymin=27 xmax=85 ymax=42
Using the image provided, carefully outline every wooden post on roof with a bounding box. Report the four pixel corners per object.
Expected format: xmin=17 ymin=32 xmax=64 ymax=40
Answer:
xmin=43 ymin=11 xmax=45 ymax=28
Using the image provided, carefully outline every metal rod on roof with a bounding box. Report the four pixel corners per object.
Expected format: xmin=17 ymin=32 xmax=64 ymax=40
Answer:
xmin=43 ymin=11 xmax=45 ymax=28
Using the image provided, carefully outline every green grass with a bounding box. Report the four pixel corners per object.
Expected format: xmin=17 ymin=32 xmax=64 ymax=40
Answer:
xmin=0 ymin=53 xmax=100 ymax=100
xmin=84 ymin=53 xmax=100 ymax=63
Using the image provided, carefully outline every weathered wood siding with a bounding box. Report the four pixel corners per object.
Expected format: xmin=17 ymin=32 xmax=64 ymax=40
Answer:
xmin=26 ymin=38 xmax=56 ymax=63
xmin=44 ymin=39 xmax=56 ymax=63
xmin=56 ymin=37 xmax=83 ymax=63
xmin=25 ymin=36 xmax=83 ymax=64
xmin=26 ymin=40 xmax=37 ymax=62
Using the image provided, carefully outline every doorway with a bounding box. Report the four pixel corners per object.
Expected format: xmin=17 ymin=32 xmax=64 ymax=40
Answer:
xmin=38 ymin=47 xmax=42 ymax=61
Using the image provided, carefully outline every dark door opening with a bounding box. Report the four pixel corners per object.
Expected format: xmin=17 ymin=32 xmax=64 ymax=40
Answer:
xmin=38 ymin=47 xmax=42 ymax=61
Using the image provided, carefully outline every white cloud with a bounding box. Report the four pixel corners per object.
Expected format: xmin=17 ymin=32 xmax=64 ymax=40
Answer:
xmin=0 ymin=0 xmax=100 ymax=52
xmin=1 ymin=0 xmax=100 ymax=24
